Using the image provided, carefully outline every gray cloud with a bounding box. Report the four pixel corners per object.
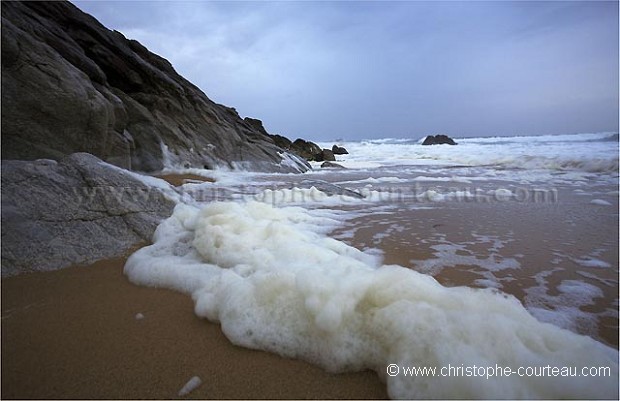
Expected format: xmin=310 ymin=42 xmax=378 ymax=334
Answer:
xmin=74 ymin=0 xmax=618 ymax=141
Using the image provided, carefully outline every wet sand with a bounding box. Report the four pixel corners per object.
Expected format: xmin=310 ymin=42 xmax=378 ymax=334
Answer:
xmin=3 ymin=173 xmax=617 ymax=399
xmin=156 ymin=173 xmax=215 ymax=187
xmin=1 ymin=255 xmax=386 ymax=399
xmin=332 ymin=186 xmax=619 ymax=348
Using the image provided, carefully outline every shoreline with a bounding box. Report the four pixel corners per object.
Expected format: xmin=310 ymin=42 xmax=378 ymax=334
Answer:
xmin=1 ymin=253 xmax=387 ymax=399
xmin=2 ymin=173 xmax=617 ymax=398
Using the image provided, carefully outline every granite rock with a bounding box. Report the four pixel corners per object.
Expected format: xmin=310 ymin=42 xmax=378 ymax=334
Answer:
xmin=1 ymin=153 xmax=177 ymax=276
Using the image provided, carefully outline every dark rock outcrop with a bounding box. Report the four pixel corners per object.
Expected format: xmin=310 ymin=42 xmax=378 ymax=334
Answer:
xmin=1 ymin=153 xmax=177 ymax=276
xmin=290 ymin=139 xmax=323 ymax=161
xmin=422 ymin=135 xmax=457 ymax=145
xmin=321 ymin=161 xmax=345 ymax=169
xmin=332 ymin=145 xmax=349 ymax=155
xmin=243 ymin=117 xmax=295 ymax=152
xmin=315 ymin=149 xmax=336 ymax=162
xmin=1 ymin=1 xmax=309 ymax=173
xmin=285 ymin=139 xmax=340 ymax=162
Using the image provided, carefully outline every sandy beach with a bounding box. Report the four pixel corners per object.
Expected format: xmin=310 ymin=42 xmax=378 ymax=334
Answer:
xmin=2 ymin=175 xmax=617 ymax=399
xmin=156 ymin=174 xmax=215 ymax=187
xmin=1 ymin=253 xmax=386 ymax=399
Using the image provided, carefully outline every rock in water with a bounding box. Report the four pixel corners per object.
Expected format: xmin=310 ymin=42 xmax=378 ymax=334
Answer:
xmin=421 ymin=134 xmax=457 ymax=145
xmin=1 ymin=153 xmax=177 ymax=276
xmin=332 ymin=144 xmax=349 ymax=154
xmin=290 ymin=138 xmax=323 ymax=161
xmin=315 ymin=149 xmax=336 ymax=162
xmin=0 ymin=2 xmax=308 ymax=173
xmin=288 ymin=139 xmax=339 ymax=162
xmin=320 ymin=161 xmax=346 ymax=169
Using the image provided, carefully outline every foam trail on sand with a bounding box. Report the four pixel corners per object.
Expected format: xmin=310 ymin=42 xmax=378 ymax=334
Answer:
xmin=125 ymin=201 xmax=618 ymax=399
xmin=178 ymin=376 xmax=202 ymax=396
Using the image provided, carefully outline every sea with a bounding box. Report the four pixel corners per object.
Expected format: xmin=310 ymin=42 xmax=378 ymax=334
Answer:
xmin=126 ymin=131 xmax=619 ymax=399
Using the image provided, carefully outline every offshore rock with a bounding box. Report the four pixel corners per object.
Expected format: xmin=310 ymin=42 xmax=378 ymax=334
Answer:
xmin=315 ymin=149 xmax=336 ymax=162
xmin=1 ymin=2 xmax=308 ymax=173
xmin=332 ymin=145 xmax=349 ymax=155
xmin=320 ymin=161 xmax=346 ymax=169
xmin=421 ymin=134 xmax=457 ymax=145
xmin=290 ymin=138 xmax=323 ymax=161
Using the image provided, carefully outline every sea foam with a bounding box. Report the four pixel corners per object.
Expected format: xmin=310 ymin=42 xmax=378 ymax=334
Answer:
xmin=125 ymin=199 xmax=618 ymax=399
xmin=318 ymin=132 xmax=619 ymax=176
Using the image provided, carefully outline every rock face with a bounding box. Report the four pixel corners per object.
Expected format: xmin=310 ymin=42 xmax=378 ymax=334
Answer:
xmin=1 ymin=2 xmax=309 ymax=173
xmin=1 ymin=153 xmax=177 ymax=276
xmin=422 ymin=135 xmax=457 ymax=145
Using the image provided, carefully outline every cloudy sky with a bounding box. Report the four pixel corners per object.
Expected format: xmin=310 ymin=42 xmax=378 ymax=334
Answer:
xmin=74 ymin=0 xmax=618 ymax=141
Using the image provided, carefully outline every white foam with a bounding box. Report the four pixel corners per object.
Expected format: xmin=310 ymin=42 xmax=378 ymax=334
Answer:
xmin=572 ymin=257 xmax=612 ymax=269
xmin=249 ymin=186 xmax=414 ymax=207
xmin=576 ymin=271 xmax=618 ymax=287
xmin=526 ymin=275 xmax=605 ymax=339
xmin=338 ymin=176 xmax=409 ymax=185
xmin=178 ymin=376 xmax=202 ymax=397
xmin=473 ymin=278 xmax=502 ymax=289
xmin=251 ymin=187 xmax=362 ymax=206
xmin=278 ymin=151 xmax=308 ymax=173
xmin=411 ymin=240 xmax=520 ymax=277
xmin=412 ymin=175 xmax=473 ymax=183
xmin=317 ymin=132 xmax=619 ymax=182
xmin=135 ymin=313 xmax=145 ymax=320
xmin=125 ymin=201 xmax=618 ymax=399
xmin=558 ymin=280 xmax=603 ymax=302
xmin=523 ymin=264 xmax=617 ymax=348
xmin=590 ymin=199 xmax=613 ymax=206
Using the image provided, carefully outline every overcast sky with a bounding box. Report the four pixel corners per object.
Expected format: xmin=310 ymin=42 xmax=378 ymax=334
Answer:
xmin=73 ymin=0 xmax=618 ymax=141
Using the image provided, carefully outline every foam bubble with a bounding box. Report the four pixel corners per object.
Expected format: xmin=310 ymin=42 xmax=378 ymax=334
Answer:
xmin=125 ymin=201 xmax=618 ymax=399
xmin=590 ymin=199 xmax=613 ymax=206
xmin=524 ymin=270 xmax=609 ymax=342
xmin=412 ymin=175 xmax=473 ymax=183
xmin=178 ymin=376 xmax=202 ymax=396
xmin=572 ymin=257 xmax=612 ymax=269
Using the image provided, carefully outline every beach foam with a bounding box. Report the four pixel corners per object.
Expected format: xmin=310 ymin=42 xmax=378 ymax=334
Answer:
xmin=526 ymin=272 xmax=606 ymax=339
xmin=590 ymin=199 xmax=613 ymax=206
xmin=125 ymin=200 xmax=618 ymax=399
xmin=178 ymin=376 xmax=202 ymax=396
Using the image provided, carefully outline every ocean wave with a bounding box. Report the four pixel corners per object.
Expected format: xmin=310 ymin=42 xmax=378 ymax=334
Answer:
xmin=321 ymin=132 xmax=619 ymax=174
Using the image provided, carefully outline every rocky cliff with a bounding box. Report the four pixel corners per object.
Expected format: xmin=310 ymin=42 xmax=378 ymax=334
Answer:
xmin=1 ymin=1 xmax=309 ymax=173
